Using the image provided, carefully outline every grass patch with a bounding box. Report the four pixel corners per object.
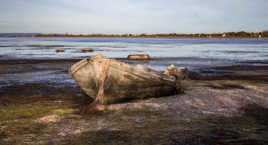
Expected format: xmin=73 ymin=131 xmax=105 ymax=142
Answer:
xmin=0 ymin=102 xmax=76 ymax=122
xmin=0 ymin=105 xmax=58 ymax=121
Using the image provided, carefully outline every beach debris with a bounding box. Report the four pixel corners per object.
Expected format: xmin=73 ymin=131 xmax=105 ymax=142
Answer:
xmin=56 ymin=49 xmax=65 ymax=53
xmin=37 ymin=115 xmax=60 ymax=123
xmin=127 ymin=54 xmax=150 ymax=60
xmin=69 ymin=54 xmax=183 ymax=104
xmin=164 ymin=64 xmax=189 ymax=80
xmin=81 ymin=48 xmax=94 ymax=53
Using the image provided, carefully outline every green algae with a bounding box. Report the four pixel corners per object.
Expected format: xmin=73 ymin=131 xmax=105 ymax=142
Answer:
xmin=0 ymin=105 xmax=57 ymax=121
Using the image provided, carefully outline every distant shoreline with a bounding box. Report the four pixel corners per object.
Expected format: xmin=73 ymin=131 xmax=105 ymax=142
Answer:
xmin=1 ymin=36 xmax=267 ymax=39
xmin=0 ymin=31 xmax=268 ymax=38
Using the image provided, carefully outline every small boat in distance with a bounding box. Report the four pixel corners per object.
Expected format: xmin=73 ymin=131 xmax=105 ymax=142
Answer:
xmin=69 ymin=54 xmax=183 ymax=104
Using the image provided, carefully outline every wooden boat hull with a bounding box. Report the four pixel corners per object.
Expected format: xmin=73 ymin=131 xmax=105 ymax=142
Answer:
xmin=69 ymin=54 xmax=180 ymax=104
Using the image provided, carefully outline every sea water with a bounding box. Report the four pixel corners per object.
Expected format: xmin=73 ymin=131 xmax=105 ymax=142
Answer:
xmin=1 ymin=37 xmax=268 ymax=71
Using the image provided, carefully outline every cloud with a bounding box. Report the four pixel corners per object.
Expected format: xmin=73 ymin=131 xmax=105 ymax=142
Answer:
xmin=0 ymin=0 xmax=268 ymax=33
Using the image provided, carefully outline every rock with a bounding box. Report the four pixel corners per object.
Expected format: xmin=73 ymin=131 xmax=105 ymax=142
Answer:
xmin=127 ymin=54 xmax=150 ymax=60
xmin=81 ymin=48 xmax=94 ymax=53
xmin=37 ymin=115 xmax=60 ymax=123
xmin=56 ymin=49 xmax=65 ymax=53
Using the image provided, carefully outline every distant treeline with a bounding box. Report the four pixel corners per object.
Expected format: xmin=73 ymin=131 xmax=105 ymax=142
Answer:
xmin=2 ymin=31 xmax=268 ymax=38
xmin=34 ymin=31 xmax=268 ymax=38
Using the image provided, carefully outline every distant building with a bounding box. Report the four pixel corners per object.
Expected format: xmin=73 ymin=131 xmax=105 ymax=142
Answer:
xmin=222 ymin=33 xmax=226 ymax=38
xmin=259 ymin=34 xmax=262 ymax=38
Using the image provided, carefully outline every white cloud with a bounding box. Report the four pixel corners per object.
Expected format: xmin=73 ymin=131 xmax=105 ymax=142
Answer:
xmin=0 ymin=0 xmax=268 ymax=33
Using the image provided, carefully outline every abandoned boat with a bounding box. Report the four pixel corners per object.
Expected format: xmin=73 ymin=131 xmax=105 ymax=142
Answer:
xmin=69 ymin=54 xmax=183 ymax=104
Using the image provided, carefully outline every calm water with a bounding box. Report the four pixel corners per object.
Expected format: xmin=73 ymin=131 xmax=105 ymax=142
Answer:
xmin=1 ymin=37 xmax=268 ymax=71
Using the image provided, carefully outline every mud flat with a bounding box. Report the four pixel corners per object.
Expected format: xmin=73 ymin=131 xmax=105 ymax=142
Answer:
xmin=1 ymin=58 xmax=268 ymax=145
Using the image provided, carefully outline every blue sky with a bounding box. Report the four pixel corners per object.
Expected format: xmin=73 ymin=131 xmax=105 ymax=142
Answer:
xmin=0 ymin=0 xmax=268 ymax=34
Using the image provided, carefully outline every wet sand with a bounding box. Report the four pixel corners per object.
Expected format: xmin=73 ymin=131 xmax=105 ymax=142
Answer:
xmin=1 ymin=58 xmax=268 ymax=145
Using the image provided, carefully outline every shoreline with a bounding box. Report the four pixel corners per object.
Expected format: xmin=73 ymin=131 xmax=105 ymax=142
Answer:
xmin=1 ymin=57 xmax=268 ymax=97
xmin=1 ymin=57 xmax=268 ymax=76
xmin=1 ymin=31 xmax=268 ymax=39
xmin=1 ymin=36 xmax=268 ymax=39
xmin=1 ymin=57 xmax=268 ymax=144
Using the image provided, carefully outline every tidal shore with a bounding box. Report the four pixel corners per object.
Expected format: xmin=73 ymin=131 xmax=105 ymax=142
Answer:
xmin=1 ymin=57 xmax=268 ymax=145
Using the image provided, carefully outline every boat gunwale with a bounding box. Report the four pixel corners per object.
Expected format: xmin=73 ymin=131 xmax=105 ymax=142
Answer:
xmin=71 ymin=57 xmax=177 ymax=87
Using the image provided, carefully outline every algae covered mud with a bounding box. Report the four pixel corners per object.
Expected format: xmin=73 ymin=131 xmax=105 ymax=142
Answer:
xmin=1 ymin=37 xmax=268 ymax=145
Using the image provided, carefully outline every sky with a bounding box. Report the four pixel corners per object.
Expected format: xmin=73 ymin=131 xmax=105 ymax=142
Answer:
xmin=0 ymin=0 xmax=268 ymax=34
